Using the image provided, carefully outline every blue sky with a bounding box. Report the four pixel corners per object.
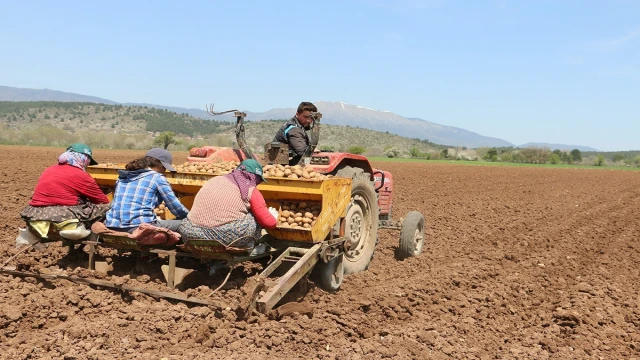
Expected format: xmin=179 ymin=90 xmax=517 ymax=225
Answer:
xmin=1 ymin=0 xmax=638 ymax=151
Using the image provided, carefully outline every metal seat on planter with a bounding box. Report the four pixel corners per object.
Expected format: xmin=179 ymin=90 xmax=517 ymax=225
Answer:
xmin=178 ymin=235 xmax=276 ymax=265
xmin=90 ymin=222 xmax=181 ymax=252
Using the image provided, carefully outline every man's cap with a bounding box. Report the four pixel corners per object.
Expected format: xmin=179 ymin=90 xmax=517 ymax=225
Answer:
xmin=146 ymin=148 xmax=176 ymax=172
xmin=67 ymin=143 xmax=98 ymax=165
xmin=240 ymin=159 xmax=267 ymax=182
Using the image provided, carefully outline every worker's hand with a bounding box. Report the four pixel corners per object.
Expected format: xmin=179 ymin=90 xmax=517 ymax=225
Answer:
xmin=268 ymin=207 xmax=279 ymax=221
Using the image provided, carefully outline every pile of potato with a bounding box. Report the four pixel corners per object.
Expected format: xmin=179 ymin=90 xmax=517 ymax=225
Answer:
xmin=275 ymin=201 xmax=321 ymax=230
xmin=154 ymin=160 xmax=332 ymax=181
xmin=175 ymin=161 xmax=240 ymax=174
xmin=263 ymin=164 xmax=331 ymax=181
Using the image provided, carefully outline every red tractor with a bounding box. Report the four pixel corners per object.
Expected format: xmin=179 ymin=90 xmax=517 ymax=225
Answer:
xmin=187 ymin=106 xmax=424 ymax=277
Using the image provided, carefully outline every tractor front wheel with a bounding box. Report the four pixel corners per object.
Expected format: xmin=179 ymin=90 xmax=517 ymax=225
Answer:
xmin=397 ymin=211 xmax=425 ymax=260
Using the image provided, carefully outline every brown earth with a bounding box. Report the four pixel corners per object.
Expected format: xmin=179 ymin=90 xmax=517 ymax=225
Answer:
xmin=1 ymin=145 xmax=640 ymax=359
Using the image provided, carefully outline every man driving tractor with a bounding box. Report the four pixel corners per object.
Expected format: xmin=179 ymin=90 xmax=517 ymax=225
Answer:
xmin=272 ymin=101 xmax=317 ymax=165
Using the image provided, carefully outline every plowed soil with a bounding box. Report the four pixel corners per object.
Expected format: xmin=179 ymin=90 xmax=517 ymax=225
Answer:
xmin=1 ymin=145 xmax=640 ymax=359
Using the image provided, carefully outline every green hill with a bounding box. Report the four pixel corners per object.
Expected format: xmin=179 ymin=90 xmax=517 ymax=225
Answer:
xmin=0 ymin=101 xmax=445 ymax=157
xmin=0 ymin=101 xmax=228 ymax=136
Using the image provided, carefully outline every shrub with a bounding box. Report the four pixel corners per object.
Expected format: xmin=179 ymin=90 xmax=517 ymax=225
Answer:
xmin=154 ymin=131 xmax=179 ymax=149
xmin=594 ymin=154 xmax=605 ymax=166
xmin=570 ymin=149 xmax=582 ymax=163
xmin=483 ymin=148 xmax=498 ymax=161
xmin=384 ymin=147 xmax=400 ymax=158
xmin=500 ymin=152 xmax=513 ymax=162
xmin=410 ymin=147 xmax=420 ymax=158
xmin=347 ymin=146 xmax=365 ymax=155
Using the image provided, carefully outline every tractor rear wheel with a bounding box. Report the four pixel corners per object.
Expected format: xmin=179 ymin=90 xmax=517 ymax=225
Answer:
xmin=336 ymin=166 xmax=379 ymax=275
xmin=398 ymin=211 xmax=425 ymax=260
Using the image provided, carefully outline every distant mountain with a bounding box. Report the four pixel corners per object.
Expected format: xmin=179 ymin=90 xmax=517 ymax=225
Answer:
xmin=518 ymin=142 xmax=599 ymax=152
xmin=241 ymin=102 xmax=514 ymax=148
xmin=0 ymin=85 xmax=598 ymax=150
xmin=0 ymin=85 xmax=116 ymax=104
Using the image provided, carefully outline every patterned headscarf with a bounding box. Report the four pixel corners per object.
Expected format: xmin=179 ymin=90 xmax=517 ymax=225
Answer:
xmin=223 ymin=163 xmax=262 ymax=202
xmin=58 ymin=151 xmax=91 ymax=171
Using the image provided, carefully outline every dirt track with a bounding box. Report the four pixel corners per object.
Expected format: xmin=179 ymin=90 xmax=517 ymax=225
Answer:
xmin=1 ymin=145 xmax=640 ymax=359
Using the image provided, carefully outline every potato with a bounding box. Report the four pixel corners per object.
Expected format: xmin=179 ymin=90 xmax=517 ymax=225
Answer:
xmin=302 ymin=171 xmax=311 ymax=179
xmin=282 ymin=205 xmax=290 ymax=211
xmin=302 ymin=217 xmax=312 ymax=224
xmin=281 ymin=210 xmax=291 ymax=218
xmin=304 ymin=212 xmax=313 ymax=219
xmin=294 ymin=216 xmax=303 ymax=223
xmin=303 ymin=223 xmax=311 ymax=228
xmin=294 ymin=169 xmax=303 ymax=176
xmin=283 ymin=169 xmax=292 ymax=176
xmin=280 ymin=222 xmax=290 ymax=228
xmin=289 ymin=174 xmax=298 ymax=179
xmin=294 ymin=212 xmax=303 ymax=218
xmin=278 ymin=217 xmax=287 ymax=222
xmin=275 ymin=170 xmax=285 ymax=177
xmin=298 ymin=202 xmax=308 ymax=208
xmin=287 ymin=217 xmax=295 ymax=224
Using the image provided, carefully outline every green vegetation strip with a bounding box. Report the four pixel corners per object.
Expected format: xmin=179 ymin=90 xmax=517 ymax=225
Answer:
xmin=369 ymin=157 xmax=640 ymax=171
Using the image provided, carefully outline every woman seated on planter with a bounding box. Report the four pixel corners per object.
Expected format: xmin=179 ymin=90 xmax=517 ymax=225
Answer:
xmin=178 ymin=159 xmax=277 ymax=252
xmin=20 ymin=143 xmax=111 ymax=238
xmin=104 ymin=148 xmax=188 ymax=233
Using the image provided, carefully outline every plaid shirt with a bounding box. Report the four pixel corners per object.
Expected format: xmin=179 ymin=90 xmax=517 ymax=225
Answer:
xmin=105 ymin=169 xmax=188 ymax=229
